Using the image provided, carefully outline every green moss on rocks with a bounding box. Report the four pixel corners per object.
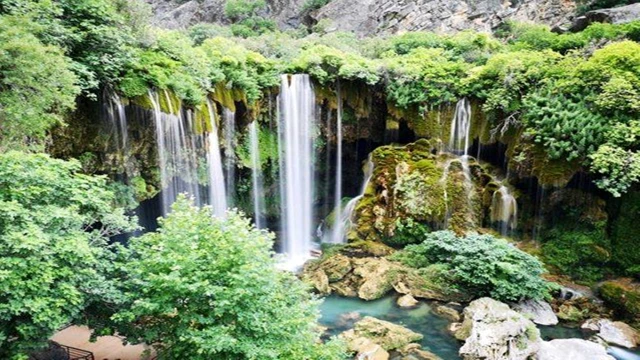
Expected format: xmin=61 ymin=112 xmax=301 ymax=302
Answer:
xmin=611 ymin=192 xmax=640 ymax=276
xmin=599 ymin=279 xmax=640 ymax=327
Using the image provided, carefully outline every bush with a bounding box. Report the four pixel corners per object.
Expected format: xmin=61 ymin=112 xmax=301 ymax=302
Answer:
xmin=391 ymin=231 xmax=553 ymax=302
xmin=383 ymin=218 xmax=430 ymax=248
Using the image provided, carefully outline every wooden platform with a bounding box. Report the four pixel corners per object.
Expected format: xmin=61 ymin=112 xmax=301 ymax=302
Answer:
xmin=51 ymin=326 xmax=154 ymax=360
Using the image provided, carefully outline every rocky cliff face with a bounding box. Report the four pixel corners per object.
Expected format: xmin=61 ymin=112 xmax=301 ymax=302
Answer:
xmin=146 ymin=0 xmax=576 ymax=34
xmin=311 ymin=0 xmax=576 ymax=35
xmin=147 ymin=0 xmax=307 ymax=30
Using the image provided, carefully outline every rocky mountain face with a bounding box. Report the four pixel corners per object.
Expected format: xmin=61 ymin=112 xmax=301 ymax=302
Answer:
xmin=146 ymin=0 xmax=579 ymax=34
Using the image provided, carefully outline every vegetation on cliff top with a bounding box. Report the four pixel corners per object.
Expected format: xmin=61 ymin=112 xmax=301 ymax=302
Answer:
xmin=1 ymin=0 xmax=639 ymax=195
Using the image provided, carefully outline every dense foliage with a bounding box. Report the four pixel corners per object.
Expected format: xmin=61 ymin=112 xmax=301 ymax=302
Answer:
xmin=392 ymin=231 xmax=553 ymax=302
xmin=0 ymin=152 xmax=135 ymax=359
xmin=100 ymin=198 xmax=345 ymax=360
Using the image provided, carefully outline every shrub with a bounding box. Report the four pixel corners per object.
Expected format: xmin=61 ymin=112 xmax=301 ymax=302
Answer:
xmin=391 ymin=231 xmax=553 ymax=301
xmin=383 ymin=218 xmax=430 ymax=248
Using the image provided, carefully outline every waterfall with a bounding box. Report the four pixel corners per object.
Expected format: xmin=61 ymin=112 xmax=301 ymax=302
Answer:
xmin=223 ymin=108 xmax=236 ymax=207
xmin=439 ymin=98 xmax=476 ymax=230
xmin=491 ymin=185 xmax=518 ymax=236
xmin=104 ymin=89 xmax=131 ymax=178
xmin=149 ymin=89 xmax=203 ymax=214
xmin=206 ymin=99 xmax=228 ymax=218
xmin=449 ymin=97 xmax=472 ymax=155
xmin=105 ymin=90 xmax=128 ymax=152
xmin=278 ymin=74 xmax=316 ymax=269
xmin=248 ymin=121 xmax=264 ymax=228
xmin=330 ymin=154 xmax=374 ymax=243
xmin=331 ymin=83 xmax=344 ymax=243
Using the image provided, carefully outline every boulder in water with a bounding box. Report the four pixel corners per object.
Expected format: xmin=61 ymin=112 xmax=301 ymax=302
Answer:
xmin=538 ymin=339 xmax=614 ymax=360
xmin=456 ymin=297 xmax=541 ymax=360
xmin=434 ymin=304 xmax=461 ymax=322
xmin=397 ymin=294 xmax=419 ymax=308
xmin=341 ymin=316 xmax=423 ymax=351
xmin=512 ymin=299 xmax=559 ymax=326
xmin=582 ymin=318 xmax=639 ymax=349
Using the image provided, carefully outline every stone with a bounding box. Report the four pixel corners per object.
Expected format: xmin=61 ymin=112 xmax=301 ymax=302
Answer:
xmin=457 ymin=298 xmax=541 ymax=360
xmin=393 ymin=343 xmax=442 ymax=360
xmin=336 ymin=311 xmax=362 ymax=328
xmin=353 ymin=258 xmax=399 ymax=301
xmin=321 ymin=254 xmax=352 ymax=282
xmin=582 ymin=318 xmax=640 ymax=349
xmin=397 ymin=294 xmax=419 ymax=308
xmin=345 ymin=336 xmax=390 ymax=360
xmin=341 ymin=316 xmax=423 ymax=351
xmin=302 ymin=269 xmax=331 ymax=295
xmin=434 ymin=304 xmax=461 ymax=322
xmin=512 ymin=299 xmax=559 ymax=326
xmin=557 ymin=303 xmax=588 ymax=322
xmin=538 ymin=339 xmax=615 ymax=360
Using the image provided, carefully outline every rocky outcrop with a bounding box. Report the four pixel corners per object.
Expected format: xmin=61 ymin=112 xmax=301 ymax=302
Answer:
xmin=341 ymin=316 xmax=423 ymax=351
xmin=512 ymin=299 xmax=558 ymax=326
xmin=538 ymin=339 xmax=615 ymax=360
xmin=582 ymin=318 xmax=640 ymax=349
xmin=148 ymin=0 xmax=579 ymax=35
xmin=456 ymin=298 xmax=541 ymax=360
xmin=302 ymin=252 xmax=459 ymax=301
xmin=599 ymin=279 xmax=640 ymax=327
xmin=146 ymin=0 xmax=306 ymax=29
xmin=568 ymin=3 xmax=640 ymax=32
xmin=310 ymin=0 xmax=575 ymax=36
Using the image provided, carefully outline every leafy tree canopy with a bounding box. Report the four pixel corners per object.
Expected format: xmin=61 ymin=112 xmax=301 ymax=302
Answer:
xmin=98 ymin=197 xmax=345 ymax=360
xmin=0 ymin=152 xmax=135 ymax=359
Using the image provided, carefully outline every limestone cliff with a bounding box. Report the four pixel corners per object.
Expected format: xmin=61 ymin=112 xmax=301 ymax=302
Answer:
xmin=146 ymin=0 xmax=577 ymax=34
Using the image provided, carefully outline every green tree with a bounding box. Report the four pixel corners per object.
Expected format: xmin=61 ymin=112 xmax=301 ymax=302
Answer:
xmin=107 ymin=197 xmax=345 ymax=360
xmin=0 ymin=16 xmax=79 ymax=150
xmin=0 ymin=152 xmax=135 ymax=359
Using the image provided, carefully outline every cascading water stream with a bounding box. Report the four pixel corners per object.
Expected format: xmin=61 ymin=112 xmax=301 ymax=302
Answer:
xmin=206 ymin=99 xmax=228 ymax=218
xmin=149 ymin=89 xmax=202 ymax=214
xmin=278 ymin=74 xmax=317 ymax=269
xmin=223 ymin=108 xmax=236 ymax=207
xmin=330 ymin=82 xmax=344 ymax=244
xmin=491 ymin=184 xmax=518 ymax=236
xmin=248 ymin=121 xmax=264 ymax=228
xmin=440 ymin=98 xmax=476 ymax=229
xmin=449 ymin=97 xmax=472 ymax=155
xmin=104 ymin=89 xmax=132 ymax=178
xmin=331 ymin=154 xmax=375 ymax=243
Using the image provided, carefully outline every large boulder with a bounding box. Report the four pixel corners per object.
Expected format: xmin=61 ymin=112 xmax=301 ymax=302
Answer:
xmin=512 ymin=299 xmax=559 ymax=326
xmin=538 ymin=339 xmax=615 ymax=360
xmin=353 ymin=258 xmax=399 ymax=300
xmin=582 ymin=318 xmax=640 ymax=349
xmin=341 ymin=316 xmax=423 ymax=351
xmin=456 ymin=298 xmax=541 ymax=360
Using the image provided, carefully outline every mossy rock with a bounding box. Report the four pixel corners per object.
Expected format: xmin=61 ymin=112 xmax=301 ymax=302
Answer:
xmin=599 ymin=279 xmax=640 ymax=327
